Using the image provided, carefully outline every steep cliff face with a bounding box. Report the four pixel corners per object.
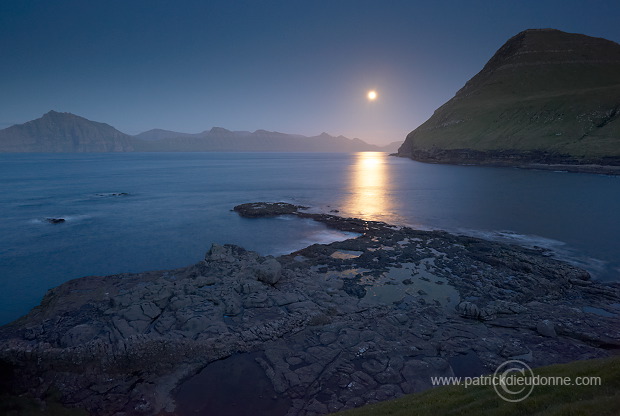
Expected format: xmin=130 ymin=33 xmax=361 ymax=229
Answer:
xmin=0 ymin=111 xmax=134 ymax=152
xmin=398 ymin=29 xmax=620 ymax=168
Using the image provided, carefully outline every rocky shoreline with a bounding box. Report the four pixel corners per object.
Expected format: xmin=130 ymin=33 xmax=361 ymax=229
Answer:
xmin=1 ymin=202 xmax=619 ymax=415
xmin=394 ymin=149 xmax=620 ymax=175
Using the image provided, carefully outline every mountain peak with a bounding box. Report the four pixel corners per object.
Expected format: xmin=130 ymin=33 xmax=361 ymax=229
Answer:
xmin=0 ymin=111 xmax=133 ymax=152
xmin=455 ymin=28 xmax=620 ymax=99
xmin=488 ymin=28 xmax=620 ymax=69
xmin=208 ymin=127 xmax=232 ymax=135
xmin=42 ymin=110 xmax=76 ymax=118
xmin=40 ymin=111 xmax=95 ymax=126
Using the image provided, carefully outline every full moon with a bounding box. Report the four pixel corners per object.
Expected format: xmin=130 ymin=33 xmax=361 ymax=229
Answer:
xmin=367 ymin=90 xmax=377 ymax=101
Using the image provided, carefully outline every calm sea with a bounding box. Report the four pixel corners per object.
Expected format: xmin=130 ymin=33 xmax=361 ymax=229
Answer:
xmin=1 ymin=152 xmax=619 ymax=324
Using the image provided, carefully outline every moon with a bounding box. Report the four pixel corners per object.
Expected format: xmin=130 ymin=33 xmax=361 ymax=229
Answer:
xmin=367 ymin=90 xmax=377 ymax=101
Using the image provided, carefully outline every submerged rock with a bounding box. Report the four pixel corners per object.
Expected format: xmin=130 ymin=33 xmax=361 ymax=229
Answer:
xmin=233 ymin=202 xmax=306 ymax=217
xmin=45 ymin=217 xmax=65 ymax=224
xmin=95 ymin=192 xmax=130 ymax=197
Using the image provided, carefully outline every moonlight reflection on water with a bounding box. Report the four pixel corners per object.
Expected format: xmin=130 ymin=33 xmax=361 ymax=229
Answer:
xmin=343 ymin=152 xmax=393 ymax=222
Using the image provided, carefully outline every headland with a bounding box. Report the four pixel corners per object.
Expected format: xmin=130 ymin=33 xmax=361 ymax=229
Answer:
xmin=1 ymin=203 xmax=618 ymax=415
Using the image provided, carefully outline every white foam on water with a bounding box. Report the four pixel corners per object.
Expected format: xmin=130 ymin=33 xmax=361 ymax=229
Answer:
xmin=308 ymin=229 xmax=360 ymax=244
xmin=457 ymin=228 xmax=567 ymax=251
xmin=271 ymin=228 xmax=361 ymax=256
xmin=454 ymin=227 xmax=609 ymax=280
xmin=274 ymin=215 xmax=296 ymax=221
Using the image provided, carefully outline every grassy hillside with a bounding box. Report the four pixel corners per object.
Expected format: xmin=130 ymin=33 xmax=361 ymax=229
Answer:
xmin=411 ymin=85 xmax=620 ymax=157
xmin=332 ymin=355 xmax=620 ymax=416
xmin=399 ymin=29 xmax=620 ymax=164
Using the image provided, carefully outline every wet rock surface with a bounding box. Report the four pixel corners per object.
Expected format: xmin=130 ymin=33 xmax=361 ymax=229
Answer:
xmin=1 ymin=202 xmax=619 ymax=415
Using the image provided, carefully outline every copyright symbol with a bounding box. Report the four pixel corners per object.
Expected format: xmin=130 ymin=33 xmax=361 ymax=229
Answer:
xmin=493 ymin=360 xmax=534 ymax=402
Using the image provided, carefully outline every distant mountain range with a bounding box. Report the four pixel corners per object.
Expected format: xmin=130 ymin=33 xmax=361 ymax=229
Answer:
xmin=0 ymin=111 xmax=400 ymax=153
xmin=0 ymin=111 xmax=134 ymax=152
xmin=397 ymin=29 xmax=620 ymax=171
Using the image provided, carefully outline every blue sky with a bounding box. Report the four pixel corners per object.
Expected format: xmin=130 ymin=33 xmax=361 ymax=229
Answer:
xmin=1 ymin=0 xmax=619 ymax=144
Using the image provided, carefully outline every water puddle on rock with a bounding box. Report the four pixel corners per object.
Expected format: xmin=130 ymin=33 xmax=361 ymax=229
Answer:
xmin=448 ymin=350 xmax=488 ymax=378
xmin=327 ymin=268 xmax=369 ymax=278
xmin=362 ymin=261 xmax=461 ymax=309
xmin=173 ymin=352 xmax=290 ymax=416
xmin=582 ymin=306 xmax=618 ymax=317
xmin=330 ymin=250 xmax=363 ymax=259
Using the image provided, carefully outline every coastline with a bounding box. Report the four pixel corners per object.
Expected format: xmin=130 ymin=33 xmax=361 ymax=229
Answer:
xmin=392 ymin=153 xmax=620 ymax=176
xmin=1 ymin=202 xmax=619 ymax=415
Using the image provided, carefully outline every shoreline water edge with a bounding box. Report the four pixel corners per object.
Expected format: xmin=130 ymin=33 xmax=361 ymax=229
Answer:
xmin=390 ymin=152 xmax=620 ymax=176
xmin=1 ymin=202 xmax=619 ymax=415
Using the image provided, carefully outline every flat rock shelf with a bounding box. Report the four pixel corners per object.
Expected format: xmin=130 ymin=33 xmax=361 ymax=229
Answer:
xmin=1 ymin=202 xmax=619 ymax=415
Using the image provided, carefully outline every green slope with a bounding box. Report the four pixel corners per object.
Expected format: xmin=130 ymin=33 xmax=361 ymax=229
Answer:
xmin=332 ymin=355 xmax=620 ymax=416
xmin=398 ymin=29 xmax=620 ymax=166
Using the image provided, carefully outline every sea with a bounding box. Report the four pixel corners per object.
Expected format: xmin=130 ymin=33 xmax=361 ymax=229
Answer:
xmin=1 ymin=152 xmax=619 ymax=325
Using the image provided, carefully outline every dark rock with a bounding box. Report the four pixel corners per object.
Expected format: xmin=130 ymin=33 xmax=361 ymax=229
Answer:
xmin=457 ymin=301 xmax=480 ymax=319
xmin=537 ymin=320 xmax=557 ymax=337
xmin=205 ymin=243 xmax=246 ymax=262
xmin=60 ymin=324 xmax=100 ymax=347
xmin=45 ymin=218 xmax=65 ymax=224
xmin=255 ymin=257 xmax=282 ymax=285
xmin=96 ymin=192 xmax=130 ymax=197
xmin=233 ymin=202 xmax=305 ymax=218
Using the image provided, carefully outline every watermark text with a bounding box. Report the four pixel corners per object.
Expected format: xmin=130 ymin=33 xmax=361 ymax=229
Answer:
xmin=431 ymin=360 xmax=601 ymax=402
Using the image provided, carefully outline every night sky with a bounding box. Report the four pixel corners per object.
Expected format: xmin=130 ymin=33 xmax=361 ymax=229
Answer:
xmin=2 ymin=0 xmax=619 ymax=145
